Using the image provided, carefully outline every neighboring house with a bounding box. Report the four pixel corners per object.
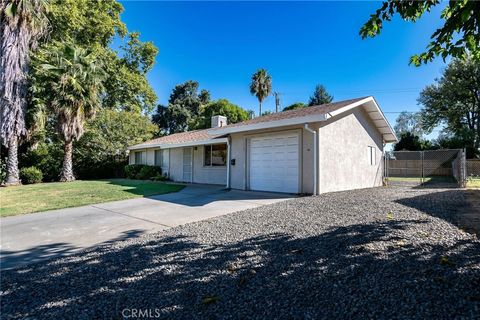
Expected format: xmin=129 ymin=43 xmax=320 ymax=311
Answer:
xmin=128 ymin=96 xmax=397 ymax=194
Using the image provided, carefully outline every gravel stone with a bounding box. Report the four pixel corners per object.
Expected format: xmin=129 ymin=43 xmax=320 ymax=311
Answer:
xmin=1 ymin=186 xmax=479 ymax=319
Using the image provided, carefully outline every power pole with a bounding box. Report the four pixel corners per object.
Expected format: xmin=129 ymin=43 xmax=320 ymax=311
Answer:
xmin=273 ymin=92 xmax=281 ymax=112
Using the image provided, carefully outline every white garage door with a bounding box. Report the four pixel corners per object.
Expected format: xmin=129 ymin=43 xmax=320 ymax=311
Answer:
xmin=249 ymin=131 xmax=299 ymax=193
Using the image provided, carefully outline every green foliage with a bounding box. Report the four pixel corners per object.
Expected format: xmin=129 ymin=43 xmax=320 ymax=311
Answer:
xmin=124 ymin=164 xmax=145 ymax=179
xmin=283 ymin=102 xmax=306 ymax=111
xmin=32 ymin=42 xmax=106 ymax=142
xmin=192 ymin=99 xmax=249 ymax=129
xmin=152 ymin=81 xmax=211 ymax=134
xmin=308 ymin=84 xmax=333 ymax=106
xmin=394 ymin=132 xmax=432 ymax=151
xmin=418 ymin=56 xmax=480 ymax=155
xmin=136 ymin=166 xmax=161 ymax=180
xmin=74 ymin=109 xmax=156 ymax=179
xmin=20 ymin=166 xmax=43 ymax=184
xmin=0 ymin=159 xmax=6 ymax=184
xmin=125 ymin=164 xmax=161 ymax=180
xmin=20 ymin=140 xmax=63 ymax=181
xmin=261 ymin=111 xmax=273 ymax=116
xmin=360 ymin=1 xmax=480 ymax=65
xmin=433 ymin=130 xmax=476 ymax=158
xmin=250 ymin=69 xmax=272 ymax=116
xmin=394 ymin=111 xmax=424 ymax=138
xmin=32 ymin=0 xmax=158 ymax=114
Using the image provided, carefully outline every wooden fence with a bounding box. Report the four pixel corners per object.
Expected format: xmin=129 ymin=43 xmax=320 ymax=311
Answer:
xmin=388 ymin=160 xmax=453 ymax=177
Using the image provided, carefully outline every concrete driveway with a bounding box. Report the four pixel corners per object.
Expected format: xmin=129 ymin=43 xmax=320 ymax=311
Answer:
xmin=0 ymin=184 xmax=293 ymax=270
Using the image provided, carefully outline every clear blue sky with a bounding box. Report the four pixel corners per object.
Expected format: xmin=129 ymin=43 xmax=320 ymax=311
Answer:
xmin=118 ymin=1 xmax=448 ymax=132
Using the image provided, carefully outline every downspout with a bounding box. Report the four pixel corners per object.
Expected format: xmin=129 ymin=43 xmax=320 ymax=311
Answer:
xmin=304 ymin=124 xmax=318 ymax=195
xmin=226 ymin=136 xmax=231 ymax=189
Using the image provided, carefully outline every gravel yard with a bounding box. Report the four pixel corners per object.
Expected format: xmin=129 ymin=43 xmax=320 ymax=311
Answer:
xmin=1 ymin=187 xmax=479 ymax=319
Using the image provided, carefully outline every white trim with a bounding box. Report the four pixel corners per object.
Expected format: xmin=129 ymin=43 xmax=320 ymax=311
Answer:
xmin=128 ymin=138 xmax=228 ymax=151
xmin=327 ymin=97 xmax=398 ymax=143
xmin=304 ymin=124 xmax=317 ymax=195
xmin=226 ymin=138 xmax=231 ymax=188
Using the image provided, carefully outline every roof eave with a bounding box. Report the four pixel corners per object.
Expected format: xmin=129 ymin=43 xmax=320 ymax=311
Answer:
xmin=128 ymin=137 xmax=228 ymax=150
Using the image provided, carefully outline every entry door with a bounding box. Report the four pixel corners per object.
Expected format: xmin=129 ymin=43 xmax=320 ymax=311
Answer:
xmin=182 ymin=147 xmax=193 ymax=182
xmin=249 ymin=132 xmax=300 ymax=193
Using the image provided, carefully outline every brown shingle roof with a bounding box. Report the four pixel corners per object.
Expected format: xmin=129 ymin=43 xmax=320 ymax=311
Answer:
xmin=220 ymin=96 xmax=369 ymax=128
xmin=129 ymin=97 xmax=370 ymax=149
xmin=130 ymin=129 xmax=217 ymax=149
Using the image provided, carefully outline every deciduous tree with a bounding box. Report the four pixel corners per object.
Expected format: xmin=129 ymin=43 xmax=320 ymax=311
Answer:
xmin=192 ymin=99 xmax=249 ymax=130
xmin=360 ymin=0 xmax=480 ymax=65
xmin=419 ymin=56 xmax=480 ymax=155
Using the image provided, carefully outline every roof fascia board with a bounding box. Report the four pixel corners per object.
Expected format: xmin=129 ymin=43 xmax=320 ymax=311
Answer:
xmin=128 ymin=138 xmax=228 ymax=150
xmin=327 ymin=96 xmax=398 ymax=143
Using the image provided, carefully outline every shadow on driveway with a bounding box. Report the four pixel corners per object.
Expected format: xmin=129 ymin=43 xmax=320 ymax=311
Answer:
xmin=1 ymin=220 xmax=479 ymax=318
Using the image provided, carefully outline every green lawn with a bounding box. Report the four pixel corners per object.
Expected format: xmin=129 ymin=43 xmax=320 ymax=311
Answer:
xmin=0 ymin=179 xmax=184 ymax=217
xmin=466 ymin=178 xmax=480 ymax=188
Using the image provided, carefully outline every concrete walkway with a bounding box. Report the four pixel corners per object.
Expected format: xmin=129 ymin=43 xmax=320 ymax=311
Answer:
xmin=0 ymin=184 xmax=293 ymax=270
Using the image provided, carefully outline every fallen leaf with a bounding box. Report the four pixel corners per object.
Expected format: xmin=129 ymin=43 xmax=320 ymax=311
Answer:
xmin=202 ymin=295 xmax=219 ymax=305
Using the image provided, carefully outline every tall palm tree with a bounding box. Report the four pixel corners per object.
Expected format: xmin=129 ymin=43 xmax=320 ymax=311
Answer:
xmin=249 ymin=68 xmax=272 ymax=116
xmin=0 ymin=0 xmax=49 ymax=185
xmin=34 ymin=43 xmax=105 ymax=181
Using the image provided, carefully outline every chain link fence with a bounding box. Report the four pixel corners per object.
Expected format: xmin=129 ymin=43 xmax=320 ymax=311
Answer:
xmin=385 ymin=149 xmax=466 ymax=187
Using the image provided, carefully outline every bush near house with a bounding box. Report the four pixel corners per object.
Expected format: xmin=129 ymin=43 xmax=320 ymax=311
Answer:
xmin=20 ymin=167 xmax=43 ymax=184
xmin=124 ymin=165 xmax=162 ymax=180
xmin=137 ymin=166 xmax=162 ymax=180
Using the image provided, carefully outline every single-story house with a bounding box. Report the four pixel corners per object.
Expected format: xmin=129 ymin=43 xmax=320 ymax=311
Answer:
xmin=128 ymin=96 xmax=397 ymax=194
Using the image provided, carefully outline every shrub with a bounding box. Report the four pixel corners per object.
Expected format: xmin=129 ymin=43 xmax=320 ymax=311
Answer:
xmin=124 ymin=164 xmax=146 ymax=179
xmin=20 ymin=167 xmax=43 ymax=184
xmin=136 ymin=166 xmax=161 ymax=180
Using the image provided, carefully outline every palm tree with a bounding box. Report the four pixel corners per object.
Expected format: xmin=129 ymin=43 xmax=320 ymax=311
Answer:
xmin=34 ymin=43 xmax=105 ymax=181
xmin=0 ymin=0 xmax=49 ymax=185
xmin=249 ymin=68 xmax=272 ymax=116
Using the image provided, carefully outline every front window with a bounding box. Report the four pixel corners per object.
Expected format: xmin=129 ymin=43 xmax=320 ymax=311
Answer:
xmin=204 ymin=144 xmax=227 ymax=166
xmin=135 ymin=151 xmax=145 ymax=164
xmin=154 ymin=149 xmax=162 ymax=166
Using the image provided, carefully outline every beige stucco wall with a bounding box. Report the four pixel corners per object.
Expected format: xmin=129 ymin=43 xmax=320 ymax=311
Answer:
xmin=129 ymin=107 xmax=384 ymax=193
xmin=318 ymin=107 xmax=383 ymax=193
xmin=193 ymin=145 xmax=227 ymax=185
xmin=131 ymin=146 xmax=226 ymax=185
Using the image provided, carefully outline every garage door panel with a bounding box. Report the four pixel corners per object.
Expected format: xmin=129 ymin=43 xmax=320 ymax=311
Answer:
xmin=249 ymin=132 xmax=299 ymax=193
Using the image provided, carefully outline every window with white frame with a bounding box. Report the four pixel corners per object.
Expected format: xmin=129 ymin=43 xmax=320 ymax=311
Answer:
xmin=135 ymin=151 xmax=146 ymax=165
xmin=368 ymin=146 xmax=376 ymax=166
xmin=204 ymin=144 xmax=227 ymax=166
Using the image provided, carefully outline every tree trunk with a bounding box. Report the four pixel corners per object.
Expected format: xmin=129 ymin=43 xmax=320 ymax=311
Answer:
xmin=3 ymin=137 xmax=21 ymax=186
xmin=59 ymin=140 xmax=75 ymax=182
xmin=259 ymin=101 xmax=262 ymax=116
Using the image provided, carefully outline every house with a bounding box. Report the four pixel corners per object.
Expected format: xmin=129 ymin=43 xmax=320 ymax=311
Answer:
xmin=128 ymin=96 xmax=397 ymax=194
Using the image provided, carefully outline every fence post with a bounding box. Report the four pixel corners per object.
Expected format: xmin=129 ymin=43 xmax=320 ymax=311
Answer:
xmin=421 ymin=151 xmax=424 ymax=186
